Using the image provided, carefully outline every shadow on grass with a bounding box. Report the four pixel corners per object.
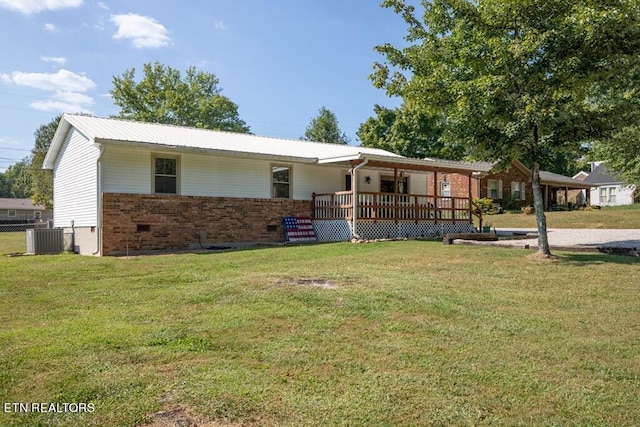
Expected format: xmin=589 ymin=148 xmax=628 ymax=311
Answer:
xmin=558 ymin=251 xmax=640 ymax=265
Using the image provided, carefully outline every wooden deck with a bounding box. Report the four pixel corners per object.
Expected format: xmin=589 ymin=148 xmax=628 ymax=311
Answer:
xmin=312 ymin=191 xmax=477 ymax=223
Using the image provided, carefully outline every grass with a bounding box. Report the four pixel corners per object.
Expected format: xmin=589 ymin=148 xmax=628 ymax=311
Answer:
xmin=0 ymin=232 xmax=26 ymax=255
xmin=1 ymin=236 xmax=639 ymax=426
xmin=483 ymin=204 xmax=640 ymax=229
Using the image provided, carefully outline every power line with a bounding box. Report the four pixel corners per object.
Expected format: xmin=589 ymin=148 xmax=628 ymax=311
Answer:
xmin=0 ymin=146 xmax=30 ymax=152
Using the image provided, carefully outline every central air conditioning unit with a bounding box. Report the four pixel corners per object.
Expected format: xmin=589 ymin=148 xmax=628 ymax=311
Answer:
xmin=26 ymin=228 xmax=64 ymax=255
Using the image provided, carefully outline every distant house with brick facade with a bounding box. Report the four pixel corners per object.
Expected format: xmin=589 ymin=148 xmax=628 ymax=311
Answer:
xmin=477 ymin=160 xmax=592 ymax=211
xmin=44 ymin=115 xmax=493 ymax=255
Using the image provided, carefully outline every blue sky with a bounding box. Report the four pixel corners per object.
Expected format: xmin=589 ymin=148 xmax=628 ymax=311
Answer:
xmin=0 ymin=0 xmax=410 ymax=172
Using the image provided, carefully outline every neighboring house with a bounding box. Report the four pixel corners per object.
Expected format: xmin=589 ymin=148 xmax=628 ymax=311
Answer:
xmin=0 ymin=198 xmax=52 ymax=222
xmin=581 ymin=162 xmax=636 ymax=207
xmin=476 ymin=160 xmax=592 ymax=210
xmin=44 ymin=114 xmax=493 ymax=255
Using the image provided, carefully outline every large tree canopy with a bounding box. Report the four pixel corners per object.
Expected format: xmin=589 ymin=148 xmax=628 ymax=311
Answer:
xmin=111 ymin=62 xmax=250 ymax=133
xmin=357 ymin=103 xmax=464 ymax=159
xmin=373 ymin=0 xmax=640 ymax=255
xmin=302 ymin=106 xmax=350 ymax=144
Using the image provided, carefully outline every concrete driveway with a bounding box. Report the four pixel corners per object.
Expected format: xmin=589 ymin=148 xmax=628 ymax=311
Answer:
xmin=485 ymin=228 xmax=640 ymax=252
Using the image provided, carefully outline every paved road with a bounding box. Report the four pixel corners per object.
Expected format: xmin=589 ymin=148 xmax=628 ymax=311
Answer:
xmin=486 ymin=228 xmax=640 ymax=250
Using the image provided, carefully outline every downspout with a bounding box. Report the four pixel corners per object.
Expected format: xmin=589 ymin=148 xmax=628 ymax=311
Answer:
xmin=92 ymin=145 xmax=105 ymax=255
xmin=351 ymin=158 xmax=369 ymax=240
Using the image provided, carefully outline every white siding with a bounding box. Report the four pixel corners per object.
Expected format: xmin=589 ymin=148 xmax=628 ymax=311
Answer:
xmin=183 ymin=154 xmax=270 ymax=198
xmin=101 ymin=146 xmax=346 ymax=200
xmin=293 ymin=163 xmax=343 ymax=200
xmin=591 ymin=185 xmax=636 ymax=206
xmin=53 ymin=129 xmax=100 ymax=228
xmin=102 ymin=146 xmax=151 ymax=194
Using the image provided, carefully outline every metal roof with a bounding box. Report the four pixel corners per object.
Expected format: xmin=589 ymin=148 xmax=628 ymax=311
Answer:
xmin=43 ymin=115 xmax=494 ymax=174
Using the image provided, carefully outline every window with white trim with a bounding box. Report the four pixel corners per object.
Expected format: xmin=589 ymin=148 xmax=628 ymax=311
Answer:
xmin=600 ymin=187 xmax=616 ymax=204
xmin=33 ymin=211 xmax=41 ymax=219
xmin=488 ymin=179 xmax=503 ymax=199
xmin=511 ymin=181 xmax=526 ymax=200
xmin=7 ymin=210 xmax=16 ymax=217
xmin=153 ymin=155 xmax=179 ymax=194
xmin=272 ymin=165 xmax=291 ymax=198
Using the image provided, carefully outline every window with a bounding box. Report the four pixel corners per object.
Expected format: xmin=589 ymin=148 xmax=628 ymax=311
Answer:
xmin=511 ymin=181 xmax=525 ymax=200
xmin=33 ymin=211 xmax=41 ymax=219
xmin=153 ymin=156 xmax=179 ymax=194
xmin=344 ymin=173 xmax=352 ymax=191
xmin=600 ymin=187 xmax=616 ymax=204
xmin=380 ymin=176 xmax=408 ymax=194
xmin=488 ymin=179 xmax=503 ymax=199
xmin=272 ymin=166 xmax=291 ymax=198
xmin=7 ymin=210 xmax=16 ymax=217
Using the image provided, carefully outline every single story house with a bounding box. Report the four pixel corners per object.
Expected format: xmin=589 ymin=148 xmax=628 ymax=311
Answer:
xmin=476 ymin=160 xmax=593 ymax=210
xmin=581 ymin=162 xmax=636 ymax=206
xmin=44 ymin=114 xmax=493 ymax=255
xmin=0 ymin=198 xmax=52 ymax=222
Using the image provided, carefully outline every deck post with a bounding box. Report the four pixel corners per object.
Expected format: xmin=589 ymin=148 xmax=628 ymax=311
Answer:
xmin=434 ymin=171 xmax=439 ymax=224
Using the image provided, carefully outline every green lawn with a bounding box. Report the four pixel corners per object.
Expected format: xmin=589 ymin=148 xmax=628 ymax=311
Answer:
xmin=0 ymin=232 xmax=26 ymax=255
xmin=483 ymin=204 xmax=640 ymax=229
xmin=1 ymin=238 xmax=639 ymax=426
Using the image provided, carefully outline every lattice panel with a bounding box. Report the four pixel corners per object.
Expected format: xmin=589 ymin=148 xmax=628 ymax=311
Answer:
xmin=312 ymin=220 xmax=352 ymax=242
xmin=313 ymin=220 xmax=475 ymax=242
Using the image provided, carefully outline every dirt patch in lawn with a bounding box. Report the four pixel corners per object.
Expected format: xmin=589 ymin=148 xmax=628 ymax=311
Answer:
xmin=146 ymin=406 xmax=244 ymax=427
xmin=275 ymin=277 xmax=337 ymax=289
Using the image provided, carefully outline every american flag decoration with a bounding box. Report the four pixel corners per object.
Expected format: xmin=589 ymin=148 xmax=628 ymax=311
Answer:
xmin=282 ymin=216 xmax=317 ymax=242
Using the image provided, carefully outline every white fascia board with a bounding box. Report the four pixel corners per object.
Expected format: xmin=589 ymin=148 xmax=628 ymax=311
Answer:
xmin=317 ymin=154 xmax=364 ymax=164
xmin=95 ymin=138 xmax=318 ymax=164
xmin=43 ymin=119 xmax=72 ymax=170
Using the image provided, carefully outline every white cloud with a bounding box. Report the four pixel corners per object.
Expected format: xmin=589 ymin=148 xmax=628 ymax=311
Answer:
xmin=5 ymin=69 xmax=95 ymax=92
xmin=40 ymin=56 xmax=67 ymax=65
xmin=30 ymin=98 xmax=92 ymax=113
xmin=214 ymin=21 xmax=226 ymax=31
xmin=97 ymin=1 xmax=108 ymax=10
xmin=0 ymin=0 xmax=83 ymax=15
xmin=110 ymin=13 xmax=171 ymax=48
xmin=43 ymin=23 xmax=57 ymax=32
xmin=3 ymin=68 xmax=95 ymax=113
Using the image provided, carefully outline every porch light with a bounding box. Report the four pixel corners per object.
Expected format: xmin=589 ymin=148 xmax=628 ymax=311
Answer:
xmin=365 ymin=176 xmax=372 ymax=184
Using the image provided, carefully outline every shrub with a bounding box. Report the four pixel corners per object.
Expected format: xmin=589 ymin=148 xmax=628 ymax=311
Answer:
xmin=473 ymin=198 xmax=499 ymax=215
xmin=521 ymin=205 xmax=534 ymax=215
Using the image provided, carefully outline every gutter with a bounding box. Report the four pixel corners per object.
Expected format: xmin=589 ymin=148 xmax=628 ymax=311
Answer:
xmin=350 ymin=158 xmax=369 ymax=240
xmin=92 ymin=144 xmax=105 ymax=255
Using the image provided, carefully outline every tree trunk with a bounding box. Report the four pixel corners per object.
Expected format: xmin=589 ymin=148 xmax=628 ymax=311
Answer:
xmin=531 ymin=162 xmax=552 ymax=255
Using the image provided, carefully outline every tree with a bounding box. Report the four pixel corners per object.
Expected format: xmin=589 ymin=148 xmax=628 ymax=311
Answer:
xmin=111 ymin=62 xmax=250 ymax=133
xmin=2 ymin=160 xmax=31 ymax=198
xmin=357 ymin=104 xmax=464 ymax=159
xmin=0 ymin=172 xmax=10 ymax=198
xmin=591 ymin=127 xmax=640 ymax=189
xmin=373 ymin=0 xmax=640 ymax=256
xmin=302 ymin=106 xmax=349 ymax=144
xmin=27 ymin=115 xmax=61 ymax=209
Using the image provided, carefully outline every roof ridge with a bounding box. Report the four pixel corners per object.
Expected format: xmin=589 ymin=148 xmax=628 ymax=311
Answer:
xmin=63 ymin=113 xmax=386 ymax=153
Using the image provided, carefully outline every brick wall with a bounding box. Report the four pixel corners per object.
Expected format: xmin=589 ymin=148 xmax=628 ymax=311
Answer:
xmin=427 ymin=172 xmax=479 ymax=198
xmin=479 ymin=167 xmax=533 ymax=209
xmin=101 ymin=193 xmax=313 ymax=255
